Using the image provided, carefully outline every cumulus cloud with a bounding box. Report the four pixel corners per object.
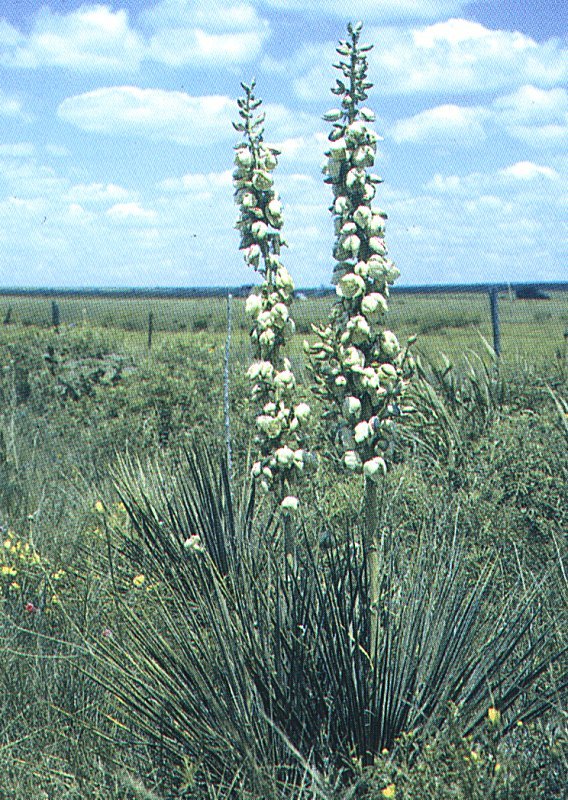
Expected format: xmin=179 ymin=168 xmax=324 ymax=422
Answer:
xmin=0 ymin=4 xmax=144 ymax=72
xmin=254 ymin=0 xmax=469 ymax=22
xmin=391 ymin=104 xmax=489 ymax=144
xmin=0 ymin=89 xmax=27 ymax=118
xmin=143 ymin=0 xmax=269 ymax=65
xmin=58 ymin=87 xmax=236 ymax=145
xmin=494 ymin=85 xmax=568 ymax=146
xmin=499 ymin=161 xmax=559 ymax=181
xmin=64 ymin=182 xmax=134 ymax=204
xmin=290 ymin=19 xmax=567 ymax=100
xmin=106 ymin=202 xmax=157 ymax=223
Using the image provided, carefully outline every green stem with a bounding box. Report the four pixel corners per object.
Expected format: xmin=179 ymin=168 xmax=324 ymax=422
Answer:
xmin=363 ymin=477 xmax=380 ymax=662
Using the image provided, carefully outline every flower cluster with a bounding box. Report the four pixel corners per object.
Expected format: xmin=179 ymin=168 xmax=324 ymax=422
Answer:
xmin=308 ymin=22 xmax=413 ymax=479
xmin=233 ymin=81 xmax=312 ymax=509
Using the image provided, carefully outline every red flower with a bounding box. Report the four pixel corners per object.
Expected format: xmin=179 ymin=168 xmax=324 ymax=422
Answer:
xmin=25 ymin=602 xmax=37 ymax=614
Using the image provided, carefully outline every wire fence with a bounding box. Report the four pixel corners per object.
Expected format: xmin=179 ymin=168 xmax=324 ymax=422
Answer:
xmin=1 ymin=283 xmax=567 ymax=367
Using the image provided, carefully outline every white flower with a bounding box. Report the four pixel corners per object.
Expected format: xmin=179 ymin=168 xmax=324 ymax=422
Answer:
xmin=345 ymin=120 xmax=367 ymax=141
xmin=252 ymin=170 xmax=273 ymax=190
xmin=342 ymin=346 xmax=365 ymax=370
xmin=363 ymin=456 xmax=386 ymax=481
xmin=368 ymin=214 xmax=385 ymax=235
xmin=360 ymin=107 xmax=376 ymax=122
xmin=328 ymin=138 xmax=348 ymax=160
xmin=342 ymin=396 xmax=361 ymax=418
xmin=323 ymin=108 xmax=343 ymax=122
xmin=346 ymin=168 xmax=365 ymax=188
xmin=251 ymin=461 xmax=262 ymax=477
xmin=244 ymin=244 xmax=261 ymax=267
xmin=245 ymin=293 xmax=262 ymax=317
xmin=294 ymin=402 xmax=311 ymax=423
xmin=240 ymin=192 xmax=256 ymax=208
xmin=274 ymin=369 xmax=296 ymax=390
xmin=234 ymin=148 xmax=253 ymax=168
xmin=361 ymin=292 xmax=388 ymax=322
xmin=344 ymin=450 xmax=362 ymax=471
xmin=251 ymin=220 xmax=268 ymax=240
xmin=334 ymin=196 xmax=349 ymax=214
xmin=270 ymin=302 xmax=289 ymax=328
xmin=353 ymin=205 xmax=372 ymax=229
xmin=281 ymin=495 xmax=299 ymax=512
xmin=259 ymin=328 xmax=276 ymax=349
xmin=381 ymin=330 xmax=400 ymax=357
xmin=335 ymin=375 xmax=347 ymax=387
xmin=345 ymin=314 xmax=371 ymax=344
xmin=256 ymin=415 xmax=282 ymax=438
xmin=342 ymin=234 xmax=361 ymax=257
xmin=275 ymin=266 xmax=295 ymax=295
xmin=337 ymin=273 xmax=365 ymax=299
xmin=275 ymin=446 xmax=295 ymax=467
xmin=354 ymin=420 xmax=371 ymax=443
xmin=369 ymin=237 xmax=388 ymax=256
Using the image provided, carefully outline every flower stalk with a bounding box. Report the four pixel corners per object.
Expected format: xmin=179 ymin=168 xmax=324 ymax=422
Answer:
xmin=233 ymin=81 xmax=312 ymax=555
xmin=308 ymin=22 xmax=414 ymax=654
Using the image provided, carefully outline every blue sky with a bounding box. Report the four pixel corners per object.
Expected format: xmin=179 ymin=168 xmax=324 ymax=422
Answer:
xmin=0 ymin=1 xmax=565 ymax=287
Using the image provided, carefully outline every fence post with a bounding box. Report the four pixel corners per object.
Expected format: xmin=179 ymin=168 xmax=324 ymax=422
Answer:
xmin=147 ymin=311 xmax=153 ymax=351
xmin=51 ymin=300 xmax=60 ymax=331
xmin=488 ymin=287 xmax=500 ymax=357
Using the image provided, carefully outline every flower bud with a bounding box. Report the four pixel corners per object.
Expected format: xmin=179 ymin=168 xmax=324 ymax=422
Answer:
xmin=369 ymin=237 xmax=388 ymax=256
xmin=234 ymin=147 xmax=253 ymax=169
xmin=363 ymin=456 xmax=387 ymax=481
xmin=337 ymin=273 xmax=365 ymax=298
xmin=381 ymin=330 xmax=400 ymax=357
xmin=361 ymin=292 xmax=388 ymax=322
xmin=353 ymin=205 xmax=373 ymax=229
xmin=294 ymin=402 xmax=311 ymax=423
xmin=328 ymin=138 xmax=348 ymax=160
xmin=281 ymin=495 xmax=299 ymax=512
xmin=275 ymin=446 xmax=295 ymax=467
xmin=251 ymin=220 xmax=268 ymax=240
xmin=354 ymin=420 xmax=371 ymax=443
xmin=342 ymin=396 xmax=361 ymax=418
xmin=245 ymin=293 xmax=262 ymax=317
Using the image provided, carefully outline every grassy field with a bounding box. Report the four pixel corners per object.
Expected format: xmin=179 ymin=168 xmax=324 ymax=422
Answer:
xmin=2 ymin=289 xmax=567 ymax=362
xmin=0 ymin=292 xmax=566 ymax=799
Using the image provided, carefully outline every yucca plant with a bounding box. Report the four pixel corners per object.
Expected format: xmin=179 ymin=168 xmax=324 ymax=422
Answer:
xmin=89 ymin=445 xmax=567 ymax=797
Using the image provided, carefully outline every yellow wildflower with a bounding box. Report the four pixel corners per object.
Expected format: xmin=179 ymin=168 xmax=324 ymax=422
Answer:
xmin=132 ymin=574 xmax=145 ymax=588
xmin=1 ymin=565 xmax=17 ymax=576
xmin=381 ymin=784 xmax=396 ymax=798
xmin=488 ymin=707 xmax=501 ymax=726
xmin=94 ymin=500 xmax=105 ymax=514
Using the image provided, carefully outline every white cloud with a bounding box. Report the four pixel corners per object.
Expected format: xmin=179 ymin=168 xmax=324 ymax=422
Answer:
xmin=58 ymin=87 xmax=236 ymax=145
xmin=289 ymin=19 xmax=567 ymax=100
xmin=159 ymin=170 xmax=233 ymax=192
xmin=106 ymin=202 xmax=157 ymax=223
xmin=499 ymin=161 xmax=559 ymax=181
xmin=0 ymin=89 xmax=26 ymax=118
xmin=0 ymin=143 xmax=35 ymax=158
xmin=0 ymin=4 xmax=144 ymax=72
xmin=144 ymin=0 xmax=269 ymax=66
xmin=255 ymin=0 xmax=468 ymax=21
xmin=65 ymin=182 xmax=134 ymax=204
xmin=494 ymin=85 xmax=568 ymax=146
xmin=391 ymin=104 xmax=489 ymax=144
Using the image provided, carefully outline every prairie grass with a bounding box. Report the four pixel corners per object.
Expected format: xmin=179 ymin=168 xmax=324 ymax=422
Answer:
xmin=0 ymin=292 xmax=566 ymax=798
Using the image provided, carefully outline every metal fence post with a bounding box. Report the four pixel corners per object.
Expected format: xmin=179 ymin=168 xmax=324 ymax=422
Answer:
xmin=51 ymin=300 xmax=60 ymax=331
xmin=489 ymin=287 xmax=501 ymax=357
xmin=147 ymin=311 xmax=153 ymax=351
